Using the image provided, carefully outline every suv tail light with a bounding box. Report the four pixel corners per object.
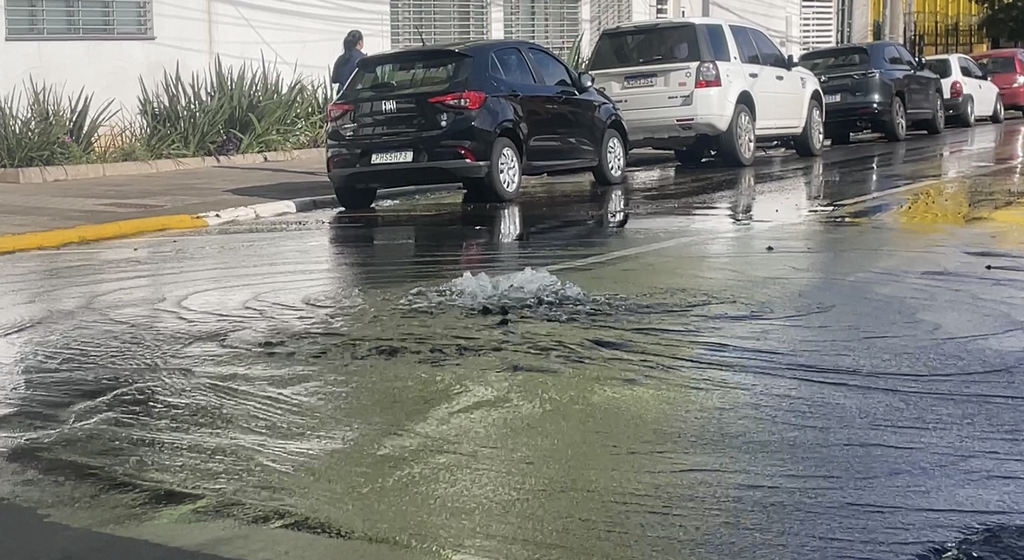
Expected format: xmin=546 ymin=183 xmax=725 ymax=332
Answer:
xmin=695 ymin=61 xmax=722 ymax=88
xmin=428 ymin=91 xmax=487 ymax=110
xmin=950 ymin=80 xmax=963 ymax=98
xmin=327 ymin=102 xmax=354 ymax=122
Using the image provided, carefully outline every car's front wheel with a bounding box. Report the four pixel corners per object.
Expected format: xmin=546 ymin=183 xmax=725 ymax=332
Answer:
xmin=593 ymin=128 xmax=627 ymax=185
xmin=333 ymin=177 xmax=377 ymax=210
xmin=794 ymin=99 xmax=824 ymax=157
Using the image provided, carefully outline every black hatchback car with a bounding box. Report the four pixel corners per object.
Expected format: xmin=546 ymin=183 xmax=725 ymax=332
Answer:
xmin=325 ymin=40 xmax=629 ymax=209
xmin=799 ymin=41 xmax=945 ymax=144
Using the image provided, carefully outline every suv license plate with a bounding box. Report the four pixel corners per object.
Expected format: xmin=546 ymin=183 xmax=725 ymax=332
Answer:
xmin=623 ymin=75 xmax=657 ymax=88
xmin=370 ymin=151 xmax=413 ymax=164
xmin=825 ymin=94 xmax=841 ymax=104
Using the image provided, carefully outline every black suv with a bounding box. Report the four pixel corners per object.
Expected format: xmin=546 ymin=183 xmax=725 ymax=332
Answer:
xmin=326 ymin=40 xmax=629 ymax=209
xmin=799 ymin=41 xmax=945 ymax=144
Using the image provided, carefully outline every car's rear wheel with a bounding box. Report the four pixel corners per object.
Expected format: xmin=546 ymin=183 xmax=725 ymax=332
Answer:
xmin=924 ymin=93 xmax=945 ymax=135
xmin=481 ymin=137 xmax=522 ymax=202
xmin=794 ymin=99 xmax=824 ymax=157
xmin=333 ymin=178 xmax=377 ymax=210
xmin=720 ymin=104 xmax=756 ymax=167
xmin=992 ymin=97 xmax=1005 ymax=123
xmin=593 ymin=128 xmax=626 ymax=185
xmin=884 ymin=96 xmax=908 ymax=142
xmin=958 ymin=96 xmax=975 ymax=127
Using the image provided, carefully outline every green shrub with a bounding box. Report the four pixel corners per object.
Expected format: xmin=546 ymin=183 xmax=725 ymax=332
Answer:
xmin=0 ymin=57 xmax=329 ymax=169
xmin=136 ymin=56 xmax=328 ymax=159
xmin=0 ymin=79 xmax=116 ymax=168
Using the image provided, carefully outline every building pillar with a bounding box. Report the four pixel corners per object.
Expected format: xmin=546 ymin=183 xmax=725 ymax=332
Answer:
xmin=850 ymin=0 xmax=872 ymax=42
xmin=490 ymin=0 xmax=504 ymax=39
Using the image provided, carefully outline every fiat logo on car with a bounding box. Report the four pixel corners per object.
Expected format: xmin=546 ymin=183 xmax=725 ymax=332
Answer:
xmin=381 ymin=100 xmax=397 ymax=114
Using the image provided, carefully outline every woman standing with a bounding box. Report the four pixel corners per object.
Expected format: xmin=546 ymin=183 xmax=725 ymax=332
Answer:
xmin=332 ymin=30 xmax=365 ymax=94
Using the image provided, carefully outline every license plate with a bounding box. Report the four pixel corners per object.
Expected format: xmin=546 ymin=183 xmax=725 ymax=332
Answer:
xmin=825 ymin=94 xmax=841 ymax=104
xmin=370 ymin=150 xmax=413 ymax=164
xmin=623 ymin=74 xmax=657 ymax=88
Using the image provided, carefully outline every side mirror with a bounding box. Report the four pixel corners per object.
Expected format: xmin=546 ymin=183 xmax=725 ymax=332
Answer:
xmin=578 ymin=72 xmax=595 ymax=91
xmin=787 ymin=54 xmax=796 ymax=69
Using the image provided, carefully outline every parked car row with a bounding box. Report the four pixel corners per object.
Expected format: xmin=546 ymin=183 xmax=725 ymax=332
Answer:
xmin=323 ymin=17 xmax=1019 ymax=209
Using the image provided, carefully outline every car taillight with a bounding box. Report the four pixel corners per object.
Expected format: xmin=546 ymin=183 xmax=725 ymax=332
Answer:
xmin=327 ymin=102 xmax=354 ymax=122
xmin=428 ymin=91 xmax=487 ymax=110
xmin=950 ymin=80 xmax=963 ymax=98
xmin=695 ymin=61 xmax=721 ymax=88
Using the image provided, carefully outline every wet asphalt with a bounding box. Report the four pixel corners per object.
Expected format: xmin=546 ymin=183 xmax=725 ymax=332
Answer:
xmin=5 ymin=121 xmax=1024 ymax=560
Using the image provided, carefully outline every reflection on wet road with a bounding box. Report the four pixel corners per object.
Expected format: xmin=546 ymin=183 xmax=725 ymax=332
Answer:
xmin=5 ymin=122 xmax=1024 ymax=560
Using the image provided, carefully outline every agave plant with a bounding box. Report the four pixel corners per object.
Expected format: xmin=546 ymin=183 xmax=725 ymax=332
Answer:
xmin=0 ymin=79 xmax=116 ymax=168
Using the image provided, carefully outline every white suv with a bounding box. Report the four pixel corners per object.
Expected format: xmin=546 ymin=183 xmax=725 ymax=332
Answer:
xmin=589 ymin=17 xmax=825 ymax=166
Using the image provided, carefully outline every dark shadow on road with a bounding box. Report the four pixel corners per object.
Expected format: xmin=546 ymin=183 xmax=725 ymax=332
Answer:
xmin=0 ymin=502 xmax=232 ymax=560
xmin=213 ymin=165 xmax=325 ymax=177
xmin=227 ymin=180 xmax=333 ymax=200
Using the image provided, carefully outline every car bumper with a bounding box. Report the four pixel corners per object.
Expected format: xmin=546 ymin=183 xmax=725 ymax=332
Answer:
xmin=328 ymin=159 xmax=489 ymax=189
xmin=619 ymin=90 xmax=733 ymax=149
xmin=998 ymin=87 xmax=1024 ymax=108
xmin=823 ymin=100 xmax=890 ymax=132
xmin=943 ymin=96 xmax=966 ymax=116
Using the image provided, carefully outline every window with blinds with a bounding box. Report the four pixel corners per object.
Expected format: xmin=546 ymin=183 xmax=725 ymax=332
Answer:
xmin=389 ymin=0 xmax=490 ymax=50
xmin=5 ymin=0 xmax=153 ymax=39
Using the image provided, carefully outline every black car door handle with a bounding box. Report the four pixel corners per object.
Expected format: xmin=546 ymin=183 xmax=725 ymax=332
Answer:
xmin=775 ymin=75 xmax=785 ymax=81
xmin=749 ymin=72 xmax=759 ymax=78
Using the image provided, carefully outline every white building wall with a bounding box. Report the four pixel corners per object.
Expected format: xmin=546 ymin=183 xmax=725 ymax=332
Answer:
xmin=0 ymin=0 xmax=388 ymax=111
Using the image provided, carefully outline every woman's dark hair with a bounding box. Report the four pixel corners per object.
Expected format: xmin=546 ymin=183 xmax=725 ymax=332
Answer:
xmin=332 ymin=29 xmax=364 ymax=85
xmin=343 ymin=30 xmax=363 ymax=55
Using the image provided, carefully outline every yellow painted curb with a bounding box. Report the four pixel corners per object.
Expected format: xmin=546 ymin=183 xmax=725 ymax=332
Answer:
xmin=0 ymin=214 xmax=209 ymax=254
xmin=986 ymin=204 xmax=1024 ymax=225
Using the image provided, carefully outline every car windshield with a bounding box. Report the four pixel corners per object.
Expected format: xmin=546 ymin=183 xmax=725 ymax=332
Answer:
xmin=799 ymin=48 xmax=871 ymax=73
xmin=589 ymin=24 xmax=701 ymax=71
xmin=924 ymin=58 xmax=952 ymax=78
xmin=341 ymin=52 xmax=471 ymax=100
xmin=975 ymin=55 xmax=1018 ymax=75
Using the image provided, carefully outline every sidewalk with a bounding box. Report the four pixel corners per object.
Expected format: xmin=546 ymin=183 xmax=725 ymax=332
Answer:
xmin=0 ymin=156 xmax=331 ymax=237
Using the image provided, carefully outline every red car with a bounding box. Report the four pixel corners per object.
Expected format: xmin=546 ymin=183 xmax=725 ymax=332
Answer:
xmin=973 ymin=48 xmax=1024 ymax=116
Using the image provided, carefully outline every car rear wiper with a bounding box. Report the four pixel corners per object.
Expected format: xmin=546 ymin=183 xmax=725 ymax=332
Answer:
xmin=366 ymin=81 xmax=398 ymax=90
xmin=635 ymin=56 xmax=680 ymax=67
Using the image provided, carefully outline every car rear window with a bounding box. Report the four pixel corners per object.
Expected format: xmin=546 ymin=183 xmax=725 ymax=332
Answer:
xmin=975 ymin=55 xmax=1019 ymax=75
xmin=589 ymin=24 xmax=701 ymax=71
xmin=799 ymin=47 xmax=870 ymax=73
xmin=925 ymin=58 xmax=952 ymax=78
xmin=342 ymin=52 xmax=471 ymax=100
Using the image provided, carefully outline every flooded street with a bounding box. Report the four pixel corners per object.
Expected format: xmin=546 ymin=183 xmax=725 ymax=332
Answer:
xmin=5 ymin=123 xmax=1024 ymax=560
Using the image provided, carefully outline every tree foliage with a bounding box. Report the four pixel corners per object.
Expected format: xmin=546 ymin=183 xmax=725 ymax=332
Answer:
xmin=978 ymin=0 xmax=1024 ymax=43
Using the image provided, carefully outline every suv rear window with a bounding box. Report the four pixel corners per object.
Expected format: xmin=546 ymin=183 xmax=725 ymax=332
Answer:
xmin=975 ymin=55 xmax=1019 ymax=75
xmin=589 ymin=24 xmax=701 ymax=71
xmin=342 ymin=52 xmax=471 ymax=100
xmin=924 ymin=58 xmax=952 ymax=78
xmin=799 ymin=47 xmax=870 ymax=73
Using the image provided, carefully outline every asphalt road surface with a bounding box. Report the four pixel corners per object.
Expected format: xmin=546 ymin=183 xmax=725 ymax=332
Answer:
xmin=4 ymin=121 xmax=1024 ymax=560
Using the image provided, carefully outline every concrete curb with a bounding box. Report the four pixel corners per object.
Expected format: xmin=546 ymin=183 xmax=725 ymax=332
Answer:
xmin=0 ymin=195 xmax=340 ymax=255
xmin=0 ymin=148 xmax=324 ymax=185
